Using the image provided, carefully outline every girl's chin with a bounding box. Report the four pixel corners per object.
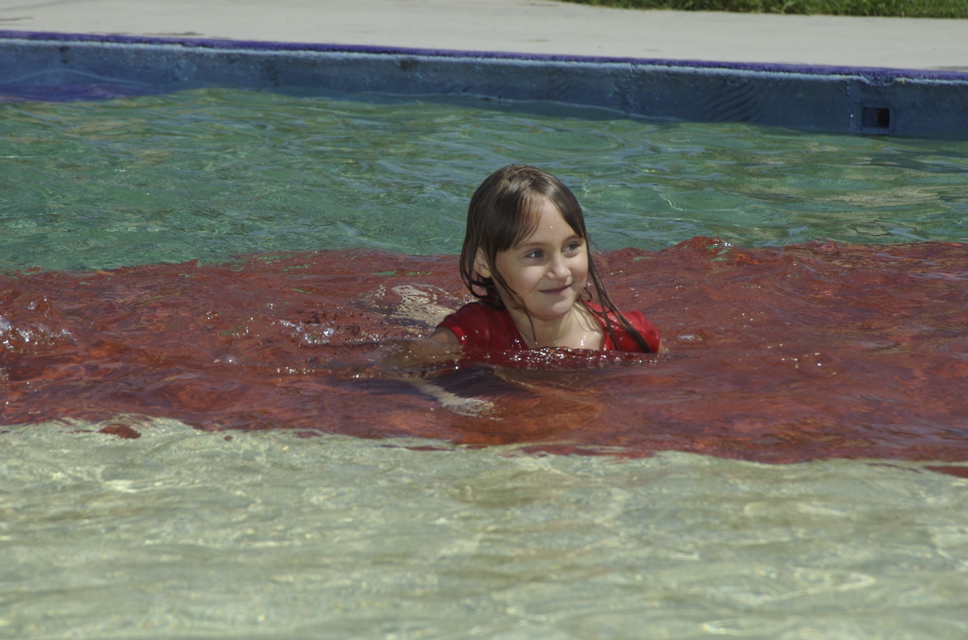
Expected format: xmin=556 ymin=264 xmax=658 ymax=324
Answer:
xmin=523 ymin=298 xmax=579 ymax=320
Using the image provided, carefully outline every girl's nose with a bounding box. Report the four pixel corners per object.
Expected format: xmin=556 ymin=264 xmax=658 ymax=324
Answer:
xmin=548 ymin=255 xmax=570 ymax=279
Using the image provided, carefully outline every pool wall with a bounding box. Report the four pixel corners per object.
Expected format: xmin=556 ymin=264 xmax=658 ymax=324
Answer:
xmin=2 ymin=31 xmax=968 ymax=139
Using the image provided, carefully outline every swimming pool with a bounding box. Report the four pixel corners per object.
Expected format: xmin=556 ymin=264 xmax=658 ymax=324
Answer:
xmin=2 ymin=84 xmax=967 ymax=638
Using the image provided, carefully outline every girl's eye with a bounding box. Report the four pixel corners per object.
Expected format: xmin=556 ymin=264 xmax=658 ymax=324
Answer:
xmin=525 ymin=250 xmax=543 ymax=259
xmin=565 ymin=241 xmax=583 ymax=253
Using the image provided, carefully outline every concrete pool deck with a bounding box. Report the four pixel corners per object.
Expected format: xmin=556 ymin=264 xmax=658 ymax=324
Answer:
xmin=2 ymin=0 xmax=965 ymax=72
xmin=2 ymin=0 xmax=967 ymax=138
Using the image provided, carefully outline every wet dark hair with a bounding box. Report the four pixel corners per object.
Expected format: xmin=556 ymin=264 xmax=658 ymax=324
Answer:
xmin=459 ymin=164 xmax=653 ymax=352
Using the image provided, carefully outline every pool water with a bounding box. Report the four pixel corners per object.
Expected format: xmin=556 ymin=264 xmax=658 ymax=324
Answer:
xmin=2 ymin=87 xmax=967 ymax=639
xmin=4 ymin=424 xmax=967 ymax=639
xmin=1 ymin=88 xmax=966 ymax=271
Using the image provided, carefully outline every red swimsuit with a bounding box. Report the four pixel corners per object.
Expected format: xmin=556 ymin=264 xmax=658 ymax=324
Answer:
xmin=437 ymin=302 xmax=660 ymax=353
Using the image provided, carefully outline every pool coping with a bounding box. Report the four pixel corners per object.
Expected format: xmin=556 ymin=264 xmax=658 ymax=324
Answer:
xmin=3 ymin=30 xmax=968 ymax=139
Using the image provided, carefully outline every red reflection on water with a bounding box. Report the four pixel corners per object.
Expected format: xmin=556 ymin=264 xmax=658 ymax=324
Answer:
xmin=1 ymin=238 xmax=966 ymax=465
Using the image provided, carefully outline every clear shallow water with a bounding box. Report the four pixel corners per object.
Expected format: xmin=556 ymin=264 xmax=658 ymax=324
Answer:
xmin=2 ymin=87 xmax=968 ymax=639
xmin=3 ymin=421 xmax=967 ymax=639
xmin=0 ymin=88 xmax=966 ymax=271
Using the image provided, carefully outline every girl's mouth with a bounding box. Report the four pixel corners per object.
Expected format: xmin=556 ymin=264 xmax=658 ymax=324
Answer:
xmin=541 ymin=284 xmax=572 ymax=295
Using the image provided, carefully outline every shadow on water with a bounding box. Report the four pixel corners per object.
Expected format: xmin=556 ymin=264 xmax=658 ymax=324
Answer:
xmin=2 ymin=237 xmax=966 ymax=467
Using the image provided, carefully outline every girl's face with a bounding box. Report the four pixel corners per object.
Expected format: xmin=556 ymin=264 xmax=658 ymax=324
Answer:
xmin=476 ymin=198 xmax=589 ymax=322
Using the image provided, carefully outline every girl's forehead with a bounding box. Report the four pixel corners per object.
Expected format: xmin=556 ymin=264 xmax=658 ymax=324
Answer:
xmin=513 ymin=200 xmax=580 ymax=245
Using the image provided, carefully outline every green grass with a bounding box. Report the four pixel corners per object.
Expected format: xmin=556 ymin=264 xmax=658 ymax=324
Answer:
xmin=558 ymin=0 xmax=968 ymax=18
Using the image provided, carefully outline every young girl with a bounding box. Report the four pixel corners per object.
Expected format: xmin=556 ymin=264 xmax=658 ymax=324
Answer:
xmin=430 ymin=164 xmax=661 ymax=354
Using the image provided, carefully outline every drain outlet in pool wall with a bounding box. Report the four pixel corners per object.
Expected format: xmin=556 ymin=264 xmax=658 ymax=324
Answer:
xmin=862 ymin=106 xmax=892 ymax=130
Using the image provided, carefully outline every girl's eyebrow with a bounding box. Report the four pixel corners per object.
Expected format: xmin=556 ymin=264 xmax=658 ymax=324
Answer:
xmin=514 ymin=235 xmax=583 ymax=251
xmin=518 ymin=233 xmax=582 ymax=246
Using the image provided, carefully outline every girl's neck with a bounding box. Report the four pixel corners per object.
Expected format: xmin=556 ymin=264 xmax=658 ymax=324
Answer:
xmin=508 ymin=302 xmax=603 ymax=350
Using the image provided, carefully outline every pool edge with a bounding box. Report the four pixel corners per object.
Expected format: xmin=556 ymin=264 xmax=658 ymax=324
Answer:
xmin=3 ymin=30 xmax=968 ymax=139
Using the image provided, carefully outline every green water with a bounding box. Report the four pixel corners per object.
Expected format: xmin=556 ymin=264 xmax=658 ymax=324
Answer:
xmin=1 ymin=88 xmax=966 ymax=272
xmin=3 ymin=89 xmax=968 ymax=639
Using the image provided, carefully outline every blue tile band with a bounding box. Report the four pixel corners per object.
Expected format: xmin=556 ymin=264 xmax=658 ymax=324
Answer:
xmin=3 ymin=30 xmax=967 ymax=138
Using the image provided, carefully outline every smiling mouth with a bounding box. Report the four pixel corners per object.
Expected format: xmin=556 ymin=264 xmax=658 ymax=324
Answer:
xmin=541 ymin=284 xmax=572 ymax=295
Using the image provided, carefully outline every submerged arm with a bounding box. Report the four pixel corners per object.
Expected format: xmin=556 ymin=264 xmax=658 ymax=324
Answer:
xmin=381 ymin=331 xmax=495 ymax=418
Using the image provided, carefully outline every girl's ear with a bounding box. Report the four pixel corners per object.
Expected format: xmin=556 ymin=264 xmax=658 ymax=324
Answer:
xmin=473 ymin=250 xmax=493 ymax=279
